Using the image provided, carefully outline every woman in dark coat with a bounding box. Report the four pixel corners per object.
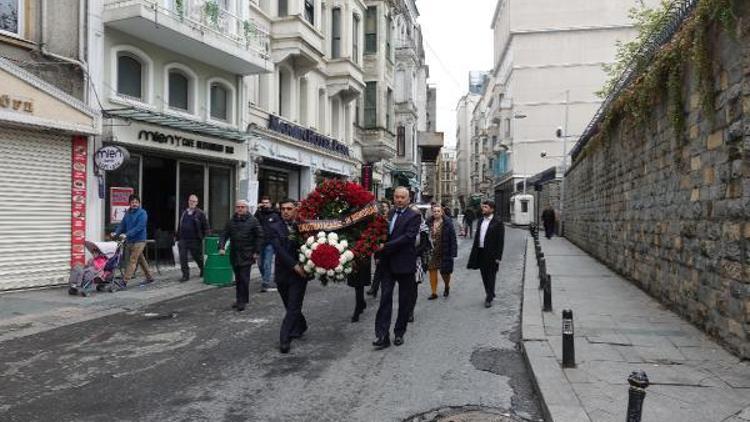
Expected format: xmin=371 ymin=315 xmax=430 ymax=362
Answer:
xmin=426 ymin=204 xmax=458 ymax=300
xmin=348 ymin=256 xmax=372 ymax=322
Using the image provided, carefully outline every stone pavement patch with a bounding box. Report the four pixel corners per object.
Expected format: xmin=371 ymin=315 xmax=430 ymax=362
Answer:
xmin=405 ymin=405 xmax=538 ymax=422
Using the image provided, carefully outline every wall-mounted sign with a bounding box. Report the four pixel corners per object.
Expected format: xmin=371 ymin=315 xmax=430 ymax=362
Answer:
xmin=71 ymin=136 xmax=87 ymax=267
xmin=95 ymin=145 xmax=130 ymax=171
xmin=138 ymin=130 xmax=235 ymax=154
xmin=361 ymin=163 xmax=373 ymax=191
xmin=0 ymin=94 xmax=33 ymax=114
xmin=110 ymin=187 xmax=134 ymax=224
xmin=268 ymin=115 xmax=350 ymax=157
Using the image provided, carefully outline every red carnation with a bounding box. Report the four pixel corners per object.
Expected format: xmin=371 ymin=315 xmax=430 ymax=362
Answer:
xmin=310 ymin=244 xmax=341 ymax=270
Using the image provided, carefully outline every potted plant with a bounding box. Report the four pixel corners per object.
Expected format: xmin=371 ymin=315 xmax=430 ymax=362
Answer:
xmin=204 ymin=1 xmax=220 ymax=27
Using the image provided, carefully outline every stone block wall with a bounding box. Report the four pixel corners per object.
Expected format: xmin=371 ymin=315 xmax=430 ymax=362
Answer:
xmin=563 ymin=8 xmax=750 ymax=358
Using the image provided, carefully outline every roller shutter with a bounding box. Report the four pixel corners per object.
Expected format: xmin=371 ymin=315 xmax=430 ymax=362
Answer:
xmin=0 ymin=128 xmax=71 ymax=290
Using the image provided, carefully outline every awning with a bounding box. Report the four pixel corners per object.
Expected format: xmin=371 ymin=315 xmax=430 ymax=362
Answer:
xmin=104 ymin=107 xmax=249 ymax=142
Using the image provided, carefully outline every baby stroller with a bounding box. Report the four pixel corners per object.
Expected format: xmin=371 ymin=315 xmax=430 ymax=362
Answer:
xmin=68 ymin=240 xmax=125 ymax=296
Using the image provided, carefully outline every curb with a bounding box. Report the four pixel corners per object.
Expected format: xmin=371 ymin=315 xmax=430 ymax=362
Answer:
xmin=519 ymin=235 xmax=591 ymax=422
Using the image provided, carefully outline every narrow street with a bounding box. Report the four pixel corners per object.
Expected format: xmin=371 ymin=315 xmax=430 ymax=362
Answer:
xmin=0 ymin=228 xmax=542 ymax=422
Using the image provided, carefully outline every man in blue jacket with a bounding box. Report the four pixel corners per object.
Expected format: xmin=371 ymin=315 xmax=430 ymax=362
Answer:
xmin=113 ymin=194 xmax=155 ymax=287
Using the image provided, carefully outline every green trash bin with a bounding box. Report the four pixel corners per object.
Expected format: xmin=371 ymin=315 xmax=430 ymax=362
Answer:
xmin=203 ymin=236 xmax=234 ymax=287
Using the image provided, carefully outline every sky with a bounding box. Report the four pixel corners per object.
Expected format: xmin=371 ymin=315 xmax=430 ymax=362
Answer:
xmin=418 ymin=0 xmax=497 ymax=149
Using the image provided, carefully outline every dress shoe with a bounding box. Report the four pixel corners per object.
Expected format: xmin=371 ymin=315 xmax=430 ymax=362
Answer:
xmin=279 ymin=342 xmax=291 ymax=354
xmin=236 ymin=304 xmax=246 ymax=312
xmin=372 ymin=336 xmax=390 ymax=349
xmin=180 ymin=276 xmax=189 ymax=282
xmin=428 ymin=293 xmax=438 ymax=300
xmin=351 ymin=314 xmax=360 ymax=323
xmin=443 ymin=287 xmax=450 ymax=297
xmin=366 ymin=288 xmax=377 ymax=297
xmin=231 ymin=302 xmax=239 ymax=309
xmin=393 ymin=336 xmax=404 ymax=346
xmin=484 ymin=299 xmax=493 ymax=308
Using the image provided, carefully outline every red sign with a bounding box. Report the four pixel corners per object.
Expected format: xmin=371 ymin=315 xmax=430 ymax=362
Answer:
xmin=71 ymin=136 xmax=87 ymax=267
xmin=361 ymin=164 xmax=373 ymax=191
xmin=110 ymin=187 xmax=134 ymax=224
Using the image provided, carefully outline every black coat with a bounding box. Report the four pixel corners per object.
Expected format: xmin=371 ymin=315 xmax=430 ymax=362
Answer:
xmin=378 ymin=208 xmax=421 ymax=275
xmin=255 ymin=207 xmax=281 ymax=246
xmin=347 ymin=256 xmax=372 ymax=288
xmin=219 ymin=213 xmax=264 ymax=267
xmin=467 ymin=216 xmax=505 ymax=270
xmin=542 ymin=209 xmax=556 ymax=227
xmin=177 ymin=208 xmax=209 ymax=241
xmin=267 ymin=218 xmax=311 ymax=283
xmin=427 ymin=216 xmax=458 ymax=274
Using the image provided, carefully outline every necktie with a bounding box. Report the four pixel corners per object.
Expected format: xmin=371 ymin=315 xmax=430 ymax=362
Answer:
xmin=389 ymin=209 xmax=403 ymax=234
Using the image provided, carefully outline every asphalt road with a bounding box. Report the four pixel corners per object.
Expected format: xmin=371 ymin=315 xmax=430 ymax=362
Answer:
xmin=0 ymin=227 xmax=542 ymax=422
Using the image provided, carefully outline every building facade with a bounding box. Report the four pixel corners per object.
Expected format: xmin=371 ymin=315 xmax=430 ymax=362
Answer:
xmin=0 ymin=0 xmax=100 ymax=290
xmin=436 ymin=148 xmax=457 ymax=213
xmin=455 ymin=89 xmax=480 ymax=210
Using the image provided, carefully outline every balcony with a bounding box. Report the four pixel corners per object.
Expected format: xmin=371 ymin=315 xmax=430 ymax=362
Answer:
xmin=271 ymin=15 xmax=325 ymax=75
xmin=418 ymin=131 xmax=444 ymax=162
xmin=326 ymin=58 xmax=365 ymax=103
xmin=103 ymin=0 xmax=272 ymax=75
xmin=360 ymin=128 xmax=396 ymax=162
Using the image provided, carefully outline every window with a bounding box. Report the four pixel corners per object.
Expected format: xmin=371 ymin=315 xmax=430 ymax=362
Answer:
xmin=386 ymin=15 xmax=392 ymax=59
xmin=0 ymin=0 xmax=21 ymax=36
xmin=168 ymin=70 xmax=189 ymax=111
xmin=352 ymin=14 xmax=360 ymax=63
xmin=304 ymin=0 xmax=314 ymax=24
xmin=278 ymin=67 xmax=292 ymax=118
xmin=521 ymin=200 xmax=529 ymax=213
xmin=331 ymin=8 xmax=341 ymax=58
xmin=365 ymin=6 xmax=377 ymax=54
xmin=210 ymin=83 xmax=229 ymax=121
xmin=397 ymin=126 xmax=405 ymax=157
xmin=117 ymin=54 xmax=143 ymax=99
xmin=298 ymin=78 xmax=308 ymax=126
xmin=364 ymin=82 xmax=376 ymax=128
xmin=504 ymin=118 xmax=511 ymax=138
xmin=386 ymin=88 xmax=392 ymax=130
xmin=278 ymin=0 xmax=288 ymax=17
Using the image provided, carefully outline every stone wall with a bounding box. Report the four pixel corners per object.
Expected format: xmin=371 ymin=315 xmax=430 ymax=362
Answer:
xmin=563 ymin=6 xmax=750 ymax=358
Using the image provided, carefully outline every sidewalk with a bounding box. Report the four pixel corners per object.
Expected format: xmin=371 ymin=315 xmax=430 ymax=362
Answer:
xmin=0 ymin=266 xmax=261 ymax=344
xmin=522 ymin=234 xmax=750 ymax=422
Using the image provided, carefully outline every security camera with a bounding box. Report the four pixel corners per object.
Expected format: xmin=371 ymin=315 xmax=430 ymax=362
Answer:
xmin=540 ymin=151 xmax=547 ymax=158
xmin=556 ymin=127 xmax=564 ymax=138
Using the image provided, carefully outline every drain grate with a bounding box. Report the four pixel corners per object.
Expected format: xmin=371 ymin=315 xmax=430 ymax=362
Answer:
xmin=405 ymin=406 xmax=535 ymax=422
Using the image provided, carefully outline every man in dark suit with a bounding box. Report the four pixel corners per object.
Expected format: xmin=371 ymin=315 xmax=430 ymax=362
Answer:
xmin=176 ymin=194 xmax=210 ymax=282
xmin=267 ymin=198 xmax=310 ymax=354
xmin=219 ymin=200 xmax=263 ymax=312
xmin=373 ymin=186 xmax=421 ymax=349
xmin=467 ymin=200 xmax=505 ymax=308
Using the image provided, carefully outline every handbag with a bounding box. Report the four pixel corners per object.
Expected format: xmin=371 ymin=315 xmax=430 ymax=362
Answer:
xmin=172 ymin=242 xmax=180 ymax=266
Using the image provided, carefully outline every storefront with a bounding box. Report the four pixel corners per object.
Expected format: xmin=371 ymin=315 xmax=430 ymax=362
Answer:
xmin=0 ymin=59 xmax=100 ymax=290
xmin=94 ymin=109 xmax=249 ymax=244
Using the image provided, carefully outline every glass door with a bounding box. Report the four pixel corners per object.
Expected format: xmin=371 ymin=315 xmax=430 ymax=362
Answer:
xmin=178 ymin=162 xmax=206 ymax=222
xmin=209 ymin=166 xmax=232 ymax=235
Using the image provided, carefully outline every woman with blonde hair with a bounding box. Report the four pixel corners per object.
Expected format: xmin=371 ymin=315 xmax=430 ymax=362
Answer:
xmin=426 ymin=203 xmax=457 ymax=300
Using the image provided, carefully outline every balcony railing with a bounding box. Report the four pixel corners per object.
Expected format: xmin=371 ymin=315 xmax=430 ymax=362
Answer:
xmin=105 ymin=0 xmax=270 ymax=59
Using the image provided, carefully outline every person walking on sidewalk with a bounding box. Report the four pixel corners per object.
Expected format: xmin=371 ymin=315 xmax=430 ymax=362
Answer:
xmin=112 ymin=194 xmax=155 ymax=288
xmin=463 ymin=208 xmax=475 ymax=238
xmin=467 ymin=200 xmax=505 ymax=308
xmin=267 ymin=198 xmax=311 ymax=353
xmin=372 ymin=187 xmax=421 ymax=349
xmin=219 ymin=200 xmax=263 ymax=312
xmin=254 ymin=196 xmax=280 ymax=292
xmin=177 ymin=194 xmax=209 ymax=282
xmin=426 ymin=203 xmax=457 ymax=300
xmin=541 ymin=204 xmax=556 ymax=239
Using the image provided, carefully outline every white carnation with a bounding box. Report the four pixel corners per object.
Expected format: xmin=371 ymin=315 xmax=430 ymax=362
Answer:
xmin=340 ymin=240 xmax=348 ymax=249
xmin=335 ymin=265 xmax=343 ymax=273
xmin=343 ymin=250 xmax=355 ymax=262
xmin=327 ymin=232 xmax=339 ymax=242
xmin=326 ymin=270 xmax=335 ymax=277
xmin=298 ymin=254 xmax=305 ymax=262
xmin=339 ymin=256 xmax=346 ymax=265
xmin=304 ymin=263 xmax=313 ymax=271
xmin=301 ymin=245 xmax=309 ymax=253
xmin=311 ymin=243 xmax=319 ymax=251
xmin=344 ymin=267 xmax=353 ymax=274
xmin=317 ymin=231 xmax=326 ymax=238
xmin=335 ymin=244 xmax=345 ymax=253
xmin=306 ymin=236 xmax=315 ymax=246
xmin=335 ymin=273 xmax=345 ymax=280
xmin=316 ymin=267 xmax=326 ymax=275
xmin=305 ymin=250 xmax=313 ymax=258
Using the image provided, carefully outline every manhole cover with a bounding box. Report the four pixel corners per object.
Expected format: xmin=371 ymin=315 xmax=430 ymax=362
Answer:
xmin=434 ymin=411 xmax=523 ymax=422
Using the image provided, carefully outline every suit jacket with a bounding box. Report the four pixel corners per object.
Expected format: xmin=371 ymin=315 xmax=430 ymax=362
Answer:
xmin=268 ymin=218 xmax=309 ymax=283
xmin=467 ymin=216 xmax=505 ymax=270
xmin=378 ymin=207 xmax=421 ymax=275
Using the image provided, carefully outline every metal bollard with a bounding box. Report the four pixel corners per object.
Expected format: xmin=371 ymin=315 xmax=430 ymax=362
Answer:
xmin=626 ymin=370 xmax=649 ymax=422
xmin=543 ymin=275 xmax=552 ymax=312
xmin=537 ymin=252 xmax=544 ymax=268
xmin=538 ymin=257 xmax=546 ymax=289
xmin=562 ymin=309 xmax=575 ymax=368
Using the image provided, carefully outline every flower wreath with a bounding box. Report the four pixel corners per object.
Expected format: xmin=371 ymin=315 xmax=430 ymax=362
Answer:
xmin=297 ymin=179 xmax=388 ymax=283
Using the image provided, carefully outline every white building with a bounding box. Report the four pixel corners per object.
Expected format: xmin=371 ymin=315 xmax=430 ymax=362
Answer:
xmin=455 ymin=88 xmax=481 ymax=209
xmin=487 ymin=0 xmax=659 ymax=221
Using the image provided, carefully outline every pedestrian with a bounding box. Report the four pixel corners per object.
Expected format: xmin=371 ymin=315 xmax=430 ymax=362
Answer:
xmin=111 ymin=194 xmax=155 ymax=288
xmin=409 ymin=203 xmax=431 ymax=323
xmin=176 ymin=194 xmax=209 ymax=282
xmin=373 ymin=186 xmax=421 ymax=349
xmin=267 ymin=198 xmax=311 ymax=353
xmin=255 ymin=196 xmax=281 ymax=292
xmin=463 ymin=207 xmax=475 ymax=238
xmin=219 ymin=200 xmax=263 ymax=312
xmin=467 ymin=200 xmax=505 ymax=308
xmin=541 ymin=204 xmax=556 ymax=239
xmin=366 ymin=200 xmax=391 ymax=298
xmin=348 ymin=256 xmax=371 ymax=322
xmin=426 ymin=203 xmax=457 ymax=300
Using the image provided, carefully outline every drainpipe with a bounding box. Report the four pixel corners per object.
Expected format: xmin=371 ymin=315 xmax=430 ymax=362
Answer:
xmin=39 ymin=0 xmax=91 ymax=105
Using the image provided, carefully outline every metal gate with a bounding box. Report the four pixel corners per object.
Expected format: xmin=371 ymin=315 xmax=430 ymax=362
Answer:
xmin=0 ymin=128 xmax=71 ymax=290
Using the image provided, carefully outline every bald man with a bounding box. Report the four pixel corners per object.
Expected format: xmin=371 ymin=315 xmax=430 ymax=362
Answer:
xmin=219 ymin=200 xmax=264 ymax=311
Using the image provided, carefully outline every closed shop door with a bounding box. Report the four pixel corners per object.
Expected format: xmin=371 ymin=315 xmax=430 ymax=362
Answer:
xmin=0 ymin=129 xmax=71 ymax=290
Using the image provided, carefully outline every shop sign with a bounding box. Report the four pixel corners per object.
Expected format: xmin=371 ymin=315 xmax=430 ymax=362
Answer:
xmin=71 ymin=136 xmax=87 ymax=267
xmin=0 ymin=94 xmax=34 ymax=114
xmin=361 ymin=164 xmax=373 ymax=191
xmin=268 ymin=115 xmax=349 ymax=157
xmin=94 ymin=145 xmax=129 ymax=171
xmin=110 ymin=187 xmax=134 ymax=224
xmin=138 ymin=130 xmax=235 ymax=154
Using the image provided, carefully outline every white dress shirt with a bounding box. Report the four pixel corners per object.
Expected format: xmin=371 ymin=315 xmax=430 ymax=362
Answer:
xmin=479 ymin=215 xmax=493 ymax=248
